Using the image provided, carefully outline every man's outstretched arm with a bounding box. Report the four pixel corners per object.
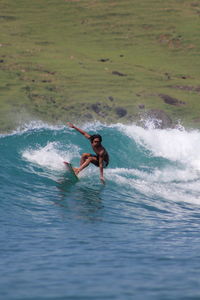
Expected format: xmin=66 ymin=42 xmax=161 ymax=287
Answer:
xmin=99 ymin=154 xmax=105 ymax=184
xmin=67 ymin=122 xmax=91 ymax=139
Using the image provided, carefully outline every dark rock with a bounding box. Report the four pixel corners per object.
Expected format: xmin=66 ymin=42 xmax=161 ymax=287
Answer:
xmin=44 ymin=70 xmax=55 ymax=75
xmin=99 ymin=58 xmax=109 ymax=62
xmin=84 ymin=113 xmax=93 ymax=119
xmin=46 ymin=86 xmax=56 ymax=92
xmin=99 ymin=112 xmax=108 ymax=118
xmin=0 ymin=59 xmax=4 ymax=63
xmin=103 ymin=104 xmax=111 ymax=110
xmin=159 ymin=94 xmax=185 ymax=106
xmin=145 ymin=109 xmax=172 ymax=129
xmin=112 ymin=71 xmax=127 ymax=77
xmin=91 ymin=103 xmax=101 ymax=114
xmin=0 ymin=15 xmax=16 ymax=21
xmin=164 ymin=72 xmax=171 ymax=80
xmin=115 ymin=107 xmax=127 ymax=118
xmin=138 ymin=104 xmax=145 ymax=109
xmin=90 ymin=102 xmax=112 ymax=116
xmin=41 ymin=80 xmax=51 ymax=83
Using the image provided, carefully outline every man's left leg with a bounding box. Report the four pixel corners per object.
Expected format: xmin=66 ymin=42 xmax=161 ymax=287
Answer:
xmin=74 ymin=155 xmax=98 ymax=175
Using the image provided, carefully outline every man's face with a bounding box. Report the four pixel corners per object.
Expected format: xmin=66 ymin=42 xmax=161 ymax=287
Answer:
xmin=92 ymin=138 xmax=101 ymax=146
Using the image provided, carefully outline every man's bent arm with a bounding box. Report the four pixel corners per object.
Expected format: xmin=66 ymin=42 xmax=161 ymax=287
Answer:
xmin=67 ymin=122 xmax=91 ymax=139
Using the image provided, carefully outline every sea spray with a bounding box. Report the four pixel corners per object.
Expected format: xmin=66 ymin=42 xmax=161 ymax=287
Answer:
xmin=116 ymin=123 xmax=200 ymax=170
xmin=22 ymin=142 xmax=81 ymax=171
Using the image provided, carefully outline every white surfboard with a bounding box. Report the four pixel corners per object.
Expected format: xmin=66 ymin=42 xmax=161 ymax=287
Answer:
xmin=63 ymin=161 xmax=79 ymax=181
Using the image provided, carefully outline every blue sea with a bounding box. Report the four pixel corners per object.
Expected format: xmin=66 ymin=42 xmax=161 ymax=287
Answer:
xmin=1 ymin=121 xmax=200 ymax=300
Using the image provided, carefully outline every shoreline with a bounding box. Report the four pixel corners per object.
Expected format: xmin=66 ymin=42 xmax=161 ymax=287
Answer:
xmin=1 ymin=0 xmax=200 ymax=133
xmin=0 ymin=109 xmax=199 ymax=135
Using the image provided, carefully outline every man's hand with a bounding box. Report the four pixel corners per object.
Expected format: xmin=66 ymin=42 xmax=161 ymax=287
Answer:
xmin=67 ymin=122 xmax=74 ymax=128
xmin=67 ymin=123 xmax=91 ymax=139
xmin=100 ymin=176 xmax=105 ymax=185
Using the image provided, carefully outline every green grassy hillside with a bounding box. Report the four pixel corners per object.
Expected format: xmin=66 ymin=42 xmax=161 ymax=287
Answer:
xmin=1 ymin=0 xmax=200 ymax=131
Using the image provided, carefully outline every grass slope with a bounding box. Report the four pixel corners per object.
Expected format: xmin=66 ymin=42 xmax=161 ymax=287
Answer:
xmin=1 ymin=0 xmax=200 ymax=131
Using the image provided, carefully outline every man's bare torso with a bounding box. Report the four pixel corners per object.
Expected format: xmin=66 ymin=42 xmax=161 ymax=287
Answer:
xmin=92 ymin=144 xmax=109 ymax=163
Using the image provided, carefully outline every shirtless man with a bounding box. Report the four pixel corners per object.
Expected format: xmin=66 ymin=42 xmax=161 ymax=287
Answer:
xmin=67 ymin=122 xmax=109 ymax=184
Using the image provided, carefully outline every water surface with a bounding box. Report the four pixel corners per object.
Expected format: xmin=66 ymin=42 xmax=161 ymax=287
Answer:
xmin=1 ymin=121 xmax=200 ymax=299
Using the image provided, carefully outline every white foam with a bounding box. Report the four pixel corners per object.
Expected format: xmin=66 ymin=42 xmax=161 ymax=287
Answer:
xmin=22 ymin=142 xmax=80 ymax=171
xmin=116 ymin=124 xmax=200 ymax=170
xmin=107 ymin=166 xmax=200 ymax=205
xmin=0 ymin=120 xmax=67 ymax=138
xmin=15 ymin=120 xmax=64 ymax=132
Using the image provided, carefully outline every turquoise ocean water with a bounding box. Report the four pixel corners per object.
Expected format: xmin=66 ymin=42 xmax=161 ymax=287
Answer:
xmin=1 ymin=121 xmax=200 ymax=299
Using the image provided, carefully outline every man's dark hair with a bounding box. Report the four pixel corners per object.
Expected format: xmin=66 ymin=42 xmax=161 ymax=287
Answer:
xmin=90 ymin=134 xmax=102 ymax=143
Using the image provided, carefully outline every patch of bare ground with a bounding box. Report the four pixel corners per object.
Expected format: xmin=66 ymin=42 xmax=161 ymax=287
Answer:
xmin=169 ymin=85 xmax=200 ymax=93
xmin=193 ymin=118 xmax=200 ymax=123
xmin=158 ymin=34 xmax=183 ymax=49
xmin=64 ymin=0 xmax=80 ymax=2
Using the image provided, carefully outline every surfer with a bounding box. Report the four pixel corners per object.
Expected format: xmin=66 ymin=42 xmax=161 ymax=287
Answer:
xmin=67 ymin=122 xmax=109 ymax=184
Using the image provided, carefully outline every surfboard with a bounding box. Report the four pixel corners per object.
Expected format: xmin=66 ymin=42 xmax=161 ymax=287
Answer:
xmin=63 ymin=161 xmax=79 ymax=181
